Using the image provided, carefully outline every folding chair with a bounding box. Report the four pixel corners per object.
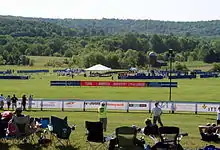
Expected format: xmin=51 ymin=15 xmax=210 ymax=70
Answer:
xmin=50 ymin=116 xmax=72 ymax=146
xmin=85 ymin=121 xmax=109 ymax=150
xmin=151 ymin=126 xmax=187 ymax=150
xmin=13 ymin=115 xmax=35 ymax=143
xmin=115 ymin=126 xmax=145 ymax=150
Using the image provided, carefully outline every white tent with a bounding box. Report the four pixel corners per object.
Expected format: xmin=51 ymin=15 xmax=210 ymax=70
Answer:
xmin=85 ymin=64 xmax=112 ymax=71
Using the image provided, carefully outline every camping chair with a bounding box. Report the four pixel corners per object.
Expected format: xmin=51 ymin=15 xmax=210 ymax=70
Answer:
xmin=49 ymin=116 xmax=72 ymax=146
xmin=115 ymin=126 xmax=145 ymax=150
xmin=34 ymin=117 xmax=50 ymax=139
xmin=85 ymin=121 xmax=110 ymax=150
xmin=12 ymin=115 xmax=35 ymax=143
xmin=151 ymin=126 xmax=187 ymax=150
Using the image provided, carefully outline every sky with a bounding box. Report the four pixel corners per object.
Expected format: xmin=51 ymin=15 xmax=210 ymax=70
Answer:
xmin=0 ymin=0 xmax=220 ymax=21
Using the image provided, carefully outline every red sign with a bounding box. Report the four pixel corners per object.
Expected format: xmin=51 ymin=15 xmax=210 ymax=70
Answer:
xmin=80 ymin=81 xmax=146 ymax=87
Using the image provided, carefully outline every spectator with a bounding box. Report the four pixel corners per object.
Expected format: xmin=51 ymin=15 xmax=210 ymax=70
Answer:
xmin=13 ymin=107 xmax=24 ymax=117
xmin=0 ymin=94 xmax=4 ymax=109
xmin=199 ymin=123 xmax=220 ymax=141
xmin=151 ymin=102 xmax=163 ymax=127
xmin=6 ymin=95 xmax=11 ymax=110
xmin=28 ymin=95 xmax=33 ymax=110
xmin=98 ymin=102 xmax=107 ymax=132
xmin=142 ymin=118 xmax=159 ymax=136
xmin=217 ymin=107 xmax=220 ymax=125
xmin=21 ymin=95 xmax=27 ymax=111
xmin=11 ymin=94 xmax=18 ymax=110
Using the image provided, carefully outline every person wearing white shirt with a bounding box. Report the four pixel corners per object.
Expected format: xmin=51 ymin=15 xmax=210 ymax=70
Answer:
xmin=150 ymin=102 xmax=163 ymax=127
xmin=28 ymin=95 xmax=33 ymax=110
xmin=217 ymin=107 xmax=220 ymax=125
xmin=0 ymin=94 xmax=4 ymax=109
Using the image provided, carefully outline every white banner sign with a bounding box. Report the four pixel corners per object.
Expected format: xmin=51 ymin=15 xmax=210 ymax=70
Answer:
xmin=42 ymin=101 xmax=62 ymax=109
xmin=128 ymin=102 xmax=149 ymax=110
xmin=174 ymin=103 xmax=195 ymax=112
xmin=85 ymin=101 xmax=101 ymax=109
xmin=64 ymin=101 xmax=84 ymax=109
xmin=151 ymin=102 xmax=172 ymax=111
xmin=107 ymin=102 xmax=127 ymax=110
xmin=197 ymin=103 xmax=220 ymax=112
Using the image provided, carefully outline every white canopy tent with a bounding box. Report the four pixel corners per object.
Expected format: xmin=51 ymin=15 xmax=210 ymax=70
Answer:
xmin=85 ymin=64 xmax=112 ymax=71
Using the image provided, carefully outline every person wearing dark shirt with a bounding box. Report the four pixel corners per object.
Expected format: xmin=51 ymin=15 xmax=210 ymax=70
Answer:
xmin=143 ymin=118 xmax=159 ymax=136
xmin=21 ymin=95 xmax=27 ymax=111
xmin=11 ymin=94 xmax=18 ymax=110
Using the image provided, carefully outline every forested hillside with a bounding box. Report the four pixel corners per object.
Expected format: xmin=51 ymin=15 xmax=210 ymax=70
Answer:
xmin=0 ymin=15 xmax=220 ymax=68
xmin=26 ymin=17 xmax=220 ymax=37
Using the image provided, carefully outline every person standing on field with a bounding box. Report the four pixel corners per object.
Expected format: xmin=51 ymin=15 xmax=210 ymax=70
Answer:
xmin=98 ymin=102 xmax=107 ymax=132
xmin=151 ymin=102 xmax=163 ymax=127
xmin=21 ymin=95 xmax=27 ymax=111
xmin=217 ymin=107 xmax=220 ymax=125
xmin=0 ymin=94 xmax=4 ymax=109
xmin=6 ymin=95 xmax=11 ymax=110
xmin=11 ymin=94 xmax=18 ymax=110
xmin=28 ymin=95 xmax=33 ymax=110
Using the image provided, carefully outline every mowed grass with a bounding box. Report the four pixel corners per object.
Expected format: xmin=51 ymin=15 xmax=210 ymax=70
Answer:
xmin=0 ymin=59 xmax=219 ymax=149
xmin=0 ymin=74 xmax=220 ymax=102
xmin=0 ymin=110 xmax=219 ymax=150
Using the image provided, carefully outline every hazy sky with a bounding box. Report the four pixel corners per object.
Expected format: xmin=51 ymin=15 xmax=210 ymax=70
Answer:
xmin=0 ymin=0 xmax=220 ymax=21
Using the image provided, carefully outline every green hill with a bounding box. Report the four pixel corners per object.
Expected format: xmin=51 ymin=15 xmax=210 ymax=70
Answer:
xmin=1 ymin=15 xmax=220 ymax=37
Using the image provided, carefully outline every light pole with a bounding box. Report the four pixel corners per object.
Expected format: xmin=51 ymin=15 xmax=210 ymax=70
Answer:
xmin=168 ymin=49 xmax=174 ymax=102
xmin=168 ymin=49 xmax=175 ymax=114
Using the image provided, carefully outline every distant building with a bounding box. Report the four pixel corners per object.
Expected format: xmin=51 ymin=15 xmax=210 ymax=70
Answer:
xmin=149 ymin=52 xmax=167 ymax=68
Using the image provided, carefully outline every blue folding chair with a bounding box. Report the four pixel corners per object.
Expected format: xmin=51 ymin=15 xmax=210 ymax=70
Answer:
xmin=40 ymin=118 xmax=50 ymax=129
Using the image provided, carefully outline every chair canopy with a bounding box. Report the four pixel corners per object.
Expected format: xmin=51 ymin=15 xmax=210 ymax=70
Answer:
xmin=85 ymin=121 xmax=104 ymax=143
xmin=159 ymin=126 xmax=180 ymax=144
xmin=115 ymin=126 xmax=143 ymax=150
xmin=51 ymin=116 xmax=71 ymax=139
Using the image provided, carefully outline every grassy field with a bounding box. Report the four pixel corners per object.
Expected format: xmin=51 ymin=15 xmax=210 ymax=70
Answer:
xmin=0 ymin=111 xmax=219 ymax=150
xmin=0 ymin=74 xmax=220 ymax=102
xmin=0 ymin=58 xmax=219 ymax=149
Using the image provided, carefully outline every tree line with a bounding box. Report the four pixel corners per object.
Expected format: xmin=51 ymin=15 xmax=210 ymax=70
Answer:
xmin=1 ymin=33 xmax=220 ymax=68
xmin=0 ymin=16 xmax=220 ymax=68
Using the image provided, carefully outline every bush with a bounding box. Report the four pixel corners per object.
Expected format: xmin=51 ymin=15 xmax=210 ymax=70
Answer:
xmin=175 ymin=62 xmax=188 ymax=71
xmin=210 ymin=63 xmax=220 ymax=72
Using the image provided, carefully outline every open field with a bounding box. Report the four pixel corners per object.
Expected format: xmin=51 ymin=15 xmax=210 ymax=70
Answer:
xmin=0 ymin=60 xmax=219 ymax=149
xmin=182 ymin=61 xmax=213 ymax=71
xmin=0 ymin=111 xmax=219 ymax=150
xmin=0 ymin=74 xmax=220 ymax=102
xmin=0 ymin=56 xmax=214 ymax=71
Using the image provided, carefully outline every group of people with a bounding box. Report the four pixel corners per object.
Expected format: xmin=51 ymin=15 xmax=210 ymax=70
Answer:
xmin=0 ymin=94 xmax=33 ymax=111
xmin=199 ymin=107 xmax=220 ymax=142
xmin=98 ymin=102 xmax=164 ymax=133
xmin=0 ymin=108 xmax=40 ymax=138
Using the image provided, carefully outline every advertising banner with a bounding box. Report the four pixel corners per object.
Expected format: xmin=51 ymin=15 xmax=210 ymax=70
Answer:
xmin=85 ymin=101 xmax=101 ymax=109
xmin=151 ymin=101 xmax=172 ymax=111
xmin=64 ymin=101 xmax=84 ymax=109
xmin=128 ymin=102 xmax=149 ymax=110
xmin=107 ymin=102 xmax=127 ymax=110
xmin=42 ymin=101 xmax=62 ymax=109
xmin=85 ymin=101 xmax=127 ymax=110
xmin=197 ymin=103 xmax=220 ymax=112
xmin=80 ymin=81 xmax=146 ymax=87
xmin=174 ymin=103 xmax=195 ymax=112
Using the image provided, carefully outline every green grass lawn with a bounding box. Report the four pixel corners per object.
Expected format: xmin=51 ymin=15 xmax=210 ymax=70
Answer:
xmin=0 ymin=110 xmax=219 ymax=150
xmin=0 ymin=61 xmax=219 ymax=149
xmin=0 ymin=74 xmax=220 ymax=102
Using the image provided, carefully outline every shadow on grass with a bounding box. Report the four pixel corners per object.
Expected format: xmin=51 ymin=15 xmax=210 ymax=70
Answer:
xmin=16 ymin=143 xmax=42 ymax=150
xmin=55 ymin=144 xmax=80 ymax=150
xmin=206 ymin=118 xmax=216 ymax=121
xmin=0 ymin=143 xmax=9 ymax=150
